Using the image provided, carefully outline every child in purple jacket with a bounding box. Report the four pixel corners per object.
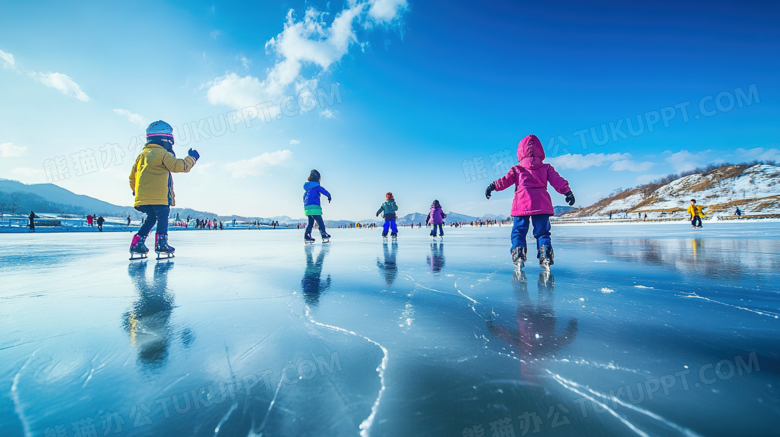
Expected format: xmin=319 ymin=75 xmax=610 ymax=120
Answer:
xmin=426 ymin=200 xmax=447 ymax=238
xmin=485 ymin=135 xmax=575 ymax=269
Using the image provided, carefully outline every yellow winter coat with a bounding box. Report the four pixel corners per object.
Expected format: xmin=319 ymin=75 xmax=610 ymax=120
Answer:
xmin=687 ymin=204 xmax=707 ymax=219
xmin=129 ymin=144 xmax=196 ymax=207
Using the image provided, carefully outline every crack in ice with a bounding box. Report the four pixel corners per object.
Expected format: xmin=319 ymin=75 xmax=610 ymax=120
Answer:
xmin=303 ymin=306 xmax=388 ymax=437
xmin=685 ymin=292 xmax=779 ymax=318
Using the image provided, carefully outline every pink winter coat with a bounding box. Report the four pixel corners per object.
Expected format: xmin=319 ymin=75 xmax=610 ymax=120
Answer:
xmin=493 ymin=135 xmax=570 ymax=217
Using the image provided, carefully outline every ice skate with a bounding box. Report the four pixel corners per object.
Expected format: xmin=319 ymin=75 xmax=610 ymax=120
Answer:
xmin=155 ymin=234 xmax=175 ymax=260
xmin=539 ymin=245 xmax=554 ymax=271
xmin=305 ymin=234 xmax=316 ymax=244
xmin=321 ymin=232 xmax=331 ymax=243
xmin=391 ymin=232 xmax=397 ymax=240
xmin=129 ymin=234 xmax=149 ymax=261
xmin=511 ymin=246 xmax=526 ymax=269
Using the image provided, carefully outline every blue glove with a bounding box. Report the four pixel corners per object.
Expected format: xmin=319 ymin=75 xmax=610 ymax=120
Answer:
xmin=328 ymin=196 xmax=332 ymax=203
xmin=485 ymin=182 xmax=496 ymax=199
xmin=565 ymin=190 xmax=576 ymax=206
xmin=188 ymin=148 xmax=200 ymax=161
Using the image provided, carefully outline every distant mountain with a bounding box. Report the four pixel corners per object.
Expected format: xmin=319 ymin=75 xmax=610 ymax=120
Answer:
xmin=553 ymin=205 xmax=576 ymax=215
xmin=443 ymin=212 xmax=478 ymax=224
xmin=562 ymin=163 xmax=780 ymax=218
xmin=480 ymin=213 xmax=508 ymax=221
xmin=0 ymin=179 xmax=263 ymax=221
xmin=397 ymin=212 xmax=427 ymax=225
xmin=0 ymin=179 xmax=135 ymax=216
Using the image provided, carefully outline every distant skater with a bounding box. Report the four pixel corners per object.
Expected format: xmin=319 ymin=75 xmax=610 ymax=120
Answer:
xmin=87 ymin=214 xmax=94 ymax=227
xmin=128 ymin=120 xmax=199 ymax=258
xmin=376 ymin=192 xmax=399 ymax=239
xmin=688 ymin=199 xmax=706 ymax=228
xmin=127 ymin=215 xmax=131 ymax=226
xmin=97 ymin=215 xmax=105 ymax=232
xmin=303 ymin=169 xmax=332 ymax=243
xmin=485 ymin=134 xmax=575 ymax=270
xmin=735 ymin=207 xmax=742 ymax=218
xmin=28 ymin=210 xmax=38 ymax=232
xmin=426 ymin=200 xmax=447 ymax=238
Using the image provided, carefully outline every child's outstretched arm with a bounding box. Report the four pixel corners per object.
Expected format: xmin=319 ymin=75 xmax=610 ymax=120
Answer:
xmin=376 ymin=205 xmax=384 ymax=217
xmin=319 ymin=186 xmax=332 ymax=202
xmin=485 ymin=167 xmax=516 ymax=199
xmin=162 ymin=151 xmax=197 ymax=173
xmin=547 ymin=165 xmax=576 ymax=206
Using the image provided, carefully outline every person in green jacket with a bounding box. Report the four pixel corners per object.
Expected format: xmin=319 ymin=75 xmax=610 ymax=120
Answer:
xmin=376 ymin=192 xmax=399 ymax=238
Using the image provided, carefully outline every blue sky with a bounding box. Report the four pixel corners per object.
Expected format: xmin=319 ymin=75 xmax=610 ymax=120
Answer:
xmin=0 ymin=0 xmax=778 ymax=219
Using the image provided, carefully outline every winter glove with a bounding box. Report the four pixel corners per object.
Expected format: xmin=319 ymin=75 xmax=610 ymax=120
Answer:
xmin=188 ymin=148 xmax=200 ymax=161
xmin=328 ymin=196 xmax=332 ymax=203
xmin=565 ymin=190 xmax=576 ymax=206
xmin=376 ymin=212 xmax=380 ymax=217
xmin=485 ymin=182 xmax=496 ymax=199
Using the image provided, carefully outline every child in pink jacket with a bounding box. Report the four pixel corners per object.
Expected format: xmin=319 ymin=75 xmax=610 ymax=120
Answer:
xmin=485 ymin=135 xmax=575 ymax=269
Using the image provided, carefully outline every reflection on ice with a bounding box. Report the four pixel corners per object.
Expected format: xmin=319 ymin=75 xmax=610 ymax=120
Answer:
xmin=487 ymin=272 xmax=578 ymax=379
xmin=593 ymin=237 xmax=780 ymax=280
xmin=124 ymin=262 xmax=194 ymax=370
xmin=301 ymin=245 xmax=331 ymax=306
xmin=427 ymin=241 xmax=446 ymax=274
xmin=377 ymin=241 xmax=398 ymax=286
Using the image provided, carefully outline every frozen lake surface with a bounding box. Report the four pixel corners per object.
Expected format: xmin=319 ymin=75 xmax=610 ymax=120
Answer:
xmin=2 ymin=223 xmax=779 ymax=437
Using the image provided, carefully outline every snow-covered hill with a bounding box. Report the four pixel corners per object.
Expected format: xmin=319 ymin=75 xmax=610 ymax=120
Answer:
xmin=564 ymin=164 xmax=780 ymax=218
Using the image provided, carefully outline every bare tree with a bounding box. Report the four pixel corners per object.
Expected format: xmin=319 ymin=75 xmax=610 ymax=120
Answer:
xmin=9 ymin=194 xmax=21 ymax=215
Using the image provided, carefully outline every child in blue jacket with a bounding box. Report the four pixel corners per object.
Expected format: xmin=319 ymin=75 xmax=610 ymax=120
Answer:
xmin=303 ymin=169 xmax=332 ymax=242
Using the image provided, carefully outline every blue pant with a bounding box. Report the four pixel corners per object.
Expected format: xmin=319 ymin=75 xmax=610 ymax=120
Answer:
xmin=136 ymin=205 xmax=170 ymax=237
xmin=511 ymin=215 xmax=552 ymax=257
xmin=383 ymin=219 xmax=398 ymax=236
xmin=306 ymin=215 xmax=327 ymax=236
xmin=430 ymin=223 xmax=443 ymax=237
xmin=691 ymin=216 xmax=702 ymax=227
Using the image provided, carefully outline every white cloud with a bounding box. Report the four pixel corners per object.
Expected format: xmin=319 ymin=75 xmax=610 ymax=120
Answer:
xmin=1 ymin=143 xmax=27 ymax=157
xmin=368 ymin=0 xmax=408 ymax=23
xmin=547 ymin=153 xmax=631 ymax=171
xmin=734 ymin=147 xmax=780 ymax=163
xmin=0 ymin=49 xmax=15 ymax=69
xmin=206 ymin=2 xmax=406 ymax=110
xmin=113 ymin=109 xmax=146 ymax=127
xmin=12 ymin=168 xmax=45 ymax=178
xmin=224 ymin=150 xmax=292 ymax=178
xmin=609 ymin=160 xmax=655 ymax=172
xmin=289 ymin=139 xmax=300 ymax=145
xmin=240 ymin=56 xmax=251 ymax=69
xmin=29 ymin=72 xmax=89 ymax=101
xmin=664 ymin=150 xmax=709 ymax=172
xmin=210 ymin=30 xmax=221 ymax=39
xmin=207 ymin=73 xmax=267 ymax=108
xmin=194 ymin=161 xmax=215 ymax=176
xmin=319 ymin=108 xmax=336 ymax=118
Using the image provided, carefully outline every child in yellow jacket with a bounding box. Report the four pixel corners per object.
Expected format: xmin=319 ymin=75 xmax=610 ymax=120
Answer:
xmin=129 ymin=121 xmax=199 ymax=256
xmin=687 ymin=199 xmax=706 ymax=228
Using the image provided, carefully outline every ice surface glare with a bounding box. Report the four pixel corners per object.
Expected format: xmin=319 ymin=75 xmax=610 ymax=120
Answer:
xmin=1 ymin=223 xmax=779 ymax=436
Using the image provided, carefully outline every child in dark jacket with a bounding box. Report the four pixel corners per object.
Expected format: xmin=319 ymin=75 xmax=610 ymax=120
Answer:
xmin=303 ymin=169 xmax=332 ymax=242
xmin=485 ymin=134 xmax=575 ymax=269
xmin=426 ymin=200 xmax=447 ymax=238
xmin=376 ymin=192 xmax=399 ymax=238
